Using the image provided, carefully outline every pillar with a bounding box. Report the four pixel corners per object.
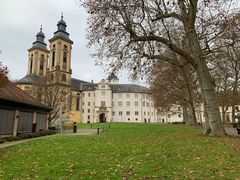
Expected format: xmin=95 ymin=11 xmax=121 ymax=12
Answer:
xmin=13 ymin=110 xmax=19 ymax=136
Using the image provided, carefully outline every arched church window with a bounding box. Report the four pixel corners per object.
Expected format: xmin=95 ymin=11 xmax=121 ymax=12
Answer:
xmin=63 ymin=51 xmax=67 ymax=70
xmin=52 ymin=51 xmax=55 ymax=67
xmin=39 ymin=55 xmax=44 ymax=75
xmin=30 ymin=60 xmax=33 ymax=74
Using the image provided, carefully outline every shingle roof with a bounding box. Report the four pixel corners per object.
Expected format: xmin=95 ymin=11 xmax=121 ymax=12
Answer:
xmin=110 ymin=84 xmax=149 ymax=94
xmin=77 ymin=82 xmax=150 ymax=94
xmin=71 ymin=78 xmax=89 ymax=91
xmin=0 ymin=81 xmax=51 ymax=111
xmin=80 ymin=83 xmax=97 ymax=91
xmin=17 ymin=74 xmax=44 ymax=85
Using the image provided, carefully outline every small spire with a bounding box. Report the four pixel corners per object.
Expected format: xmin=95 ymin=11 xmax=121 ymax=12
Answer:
xmin=40 ymin=25 xmax=42 ymax=32
xmin=61 ymin=12 xmax=64 ymax=20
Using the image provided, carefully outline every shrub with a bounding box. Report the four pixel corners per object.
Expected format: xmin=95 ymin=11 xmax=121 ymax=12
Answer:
xmin=0 ymin=138 xmax=6 ymax=144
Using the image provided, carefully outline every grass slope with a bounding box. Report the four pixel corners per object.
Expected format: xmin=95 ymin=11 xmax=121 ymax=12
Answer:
xmin=0 ymin=124 xmax=240 ymax=179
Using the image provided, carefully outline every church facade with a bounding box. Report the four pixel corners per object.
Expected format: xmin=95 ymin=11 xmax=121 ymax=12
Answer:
xmin=16 ymin=16 xmax=158 ymax=124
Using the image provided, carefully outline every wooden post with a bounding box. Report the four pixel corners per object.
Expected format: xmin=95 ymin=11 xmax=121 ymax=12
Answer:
xmin=32 ymin=112 xmax=37 ymax=132
xmin=45 ymin=114 xmax=49 ymax=130
xmin=13 ymin=110 xmax=19 ymax=136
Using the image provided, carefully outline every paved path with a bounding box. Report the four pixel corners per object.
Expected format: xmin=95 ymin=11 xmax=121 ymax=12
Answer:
xmin=0 ymin=128 xmax=99 ymax=149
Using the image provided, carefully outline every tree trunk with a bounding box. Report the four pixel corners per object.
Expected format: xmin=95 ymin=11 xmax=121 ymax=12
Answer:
xmin=195 ymin=60 xmax=225 ymax=135
xmin=203 ymin=102 xmax=211 ymax=135
xmin=182 ymin=103 xmax=188 ymax=124
xmin=222 ymin=106 xmax=226 ymax=124
xmin=181 ymin=68 xmax=197 ymax=125
xmin=180 ymin=8 xmax=225 ymax=135
xmin=187 ymin=103 xmax=195 ymax=125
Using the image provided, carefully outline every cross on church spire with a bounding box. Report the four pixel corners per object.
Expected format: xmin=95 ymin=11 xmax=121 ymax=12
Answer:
xmin=61 ymin=12 xmax=64 ymax=20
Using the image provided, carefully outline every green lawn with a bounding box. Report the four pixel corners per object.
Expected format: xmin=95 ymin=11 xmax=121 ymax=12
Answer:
xmin=0 ymin=124 xmax=240 ymax=179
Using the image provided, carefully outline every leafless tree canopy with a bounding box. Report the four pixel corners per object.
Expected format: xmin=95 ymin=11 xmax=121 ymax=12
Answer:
xmin=0 ymin=62 xmax=8 ymax=87
xmin=81 ymin=0 xmax=239 ymax=136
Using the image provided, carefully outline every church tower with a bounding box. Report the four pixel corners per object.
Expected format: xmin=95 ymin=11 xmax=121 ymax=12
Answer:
xmin=28 ymin=26 xmax=49 ymax=76
xmin=48 ymin=14 xmax=73 ymax=86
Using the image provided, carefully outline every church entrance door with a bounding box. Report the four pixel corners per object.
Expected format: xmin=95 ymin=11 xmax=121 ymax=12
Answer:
xmin=99 ymin=113 xmax=106 ymax=123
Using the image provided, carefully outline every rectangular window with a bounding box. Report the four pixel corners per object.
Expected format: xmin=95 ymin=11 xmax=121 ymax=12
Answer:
xmin=146 ymin=102 xmax=149 ymax=107
xmin=88 ymin=115 xmax=90 ymax=120
xmin=135 ymin=102 xmax=138 ymax=107
xmin=126 ymin=101 xmax=130 ymax=107
xmin=88 ymin=102 xmax=90 ymax=106
xmin=178 ymin=106 xmax=181 ymax=111
xmin=82 ymin=109 xmax=84 ymax=113
xmin=143 ymin=101 xmax=145 ymax=107
xmin=102 ymin=85 xmax=105 ymax=88
xmin=101 ymin=101 xmax=105 ymax=106
xmin=126 ymin=93 xmax=130 ymax=98
xmin=148 ymin=112 xmax=150 ymax=115
xmin=83 ymin=93 xmax=85 ymax=97
xmin=83 ymin=102 xmax=85 ymax=106
xmin=76 ymin=97 xmax=80 ymax=111
xmin=101 ymin=90 xmax=105 ymax=96
xmin=112 ymin=102 xmax=114 ymax=107
xmin=134 ymin=93 xmax=138 ymax=98
xmin=144 ymin=112 xmax=146 ymax=115
xmin=88 ymin=109 xmax=90 ymax=113
xmin=119 ymin=111 xmax=122 ymax=115
xmin=118 ymin=93 xmax=122 ymax=98
xmin=118 ymin=101 xmax=122 ymax=107
xmin=112 ymin=111 xmax=115 ymax=116
xmin=126 ymin=111 xmax=130 ymax=115
xmin=88 ymin=93 xmax=91 ymax=97
xmin=135 ymin=111 xmax=139 ymax=115
xmin=178 ymin=114 xmax=181 ymax=117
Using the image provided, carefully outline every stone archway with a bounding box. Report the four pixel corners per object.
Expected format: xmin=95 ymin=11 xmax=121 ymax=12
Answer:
xmin=99 ymin=113 xmax=106 ymax=123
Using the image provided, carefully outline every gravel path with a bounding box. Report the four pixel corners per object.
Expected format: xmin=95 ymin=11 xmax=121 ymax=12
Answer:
xmin=0 ymin=128 xmax=100 ymax=149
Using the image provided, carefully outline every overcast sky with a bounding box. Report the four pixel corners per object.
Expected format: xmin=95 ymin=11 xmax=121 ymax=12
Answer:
xmin=0 ymin=0 xmax=133 ymax=84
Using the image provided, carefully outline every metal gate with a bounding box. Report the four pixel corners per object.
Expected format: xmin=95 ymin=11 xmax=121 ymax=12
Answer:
xmin=18 ymin=111 xmax=33 ymax=133
xmin=0 ymin=109 xmax=15 ymax=135
xmin=36 ymin=113 xmax=46 ymax=131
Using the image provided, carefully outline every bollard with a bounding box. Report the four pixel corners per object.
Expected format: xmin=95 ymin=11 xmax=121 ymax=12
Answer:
xmin=73 ymin=122 xmax=77 ymax=133
xmin=97 ymin=125 xmax=100 ymax=135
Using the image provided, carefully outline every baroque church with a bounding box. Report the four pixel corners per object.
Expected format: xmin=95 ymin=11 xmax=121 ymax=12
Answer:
xmin=16 ymin=15 xmax=158 ymax=124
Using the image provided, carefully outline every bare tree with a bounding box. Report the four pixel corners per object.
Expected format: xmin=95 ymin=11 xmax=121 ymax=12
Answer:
xmin=150 ymin=61 xmax=199 ymax=125
xmin=0 ymin=62 xmax=8 ymax=87
xmin=36 ymin=78 xmax=72 ymax=126
xmin=81 ymin=0 xmax=239 ymax=135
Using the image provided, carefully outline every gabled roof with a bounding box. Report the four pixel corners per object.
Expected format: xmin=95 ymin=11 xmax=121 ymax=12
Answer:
xmin=17 ymin=74 xmax=44 ymax=85
xmin=0 ymin=81 xmax=51 ymax=112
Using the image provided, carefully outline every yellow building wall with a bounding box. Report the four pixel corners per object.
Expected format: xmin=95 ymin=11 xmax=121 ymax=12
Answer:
xmin=67 ymin=90 xmax=81 ymax=123
xmin=28 ymin=50 xmax=48 ymax=76
xmin=48 ymin=39 xmax=72 ymax=86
